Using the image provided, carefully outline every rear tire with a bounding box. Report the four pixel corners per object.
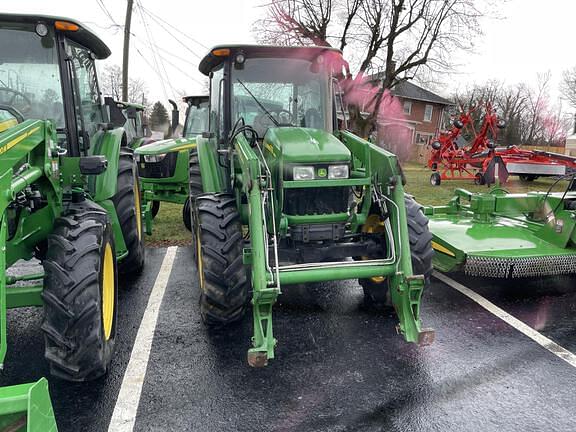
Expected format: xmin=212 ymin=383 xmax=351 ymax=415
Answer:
xmin=113 ymin=148 xmax=145 ymax=278
xmin=42 ymin=200 xmax=118 ymax=382
xmin=360 ymin=197 xmax=433 ymax=307
xmin=193 ymin=193 xmax=248 ymax=326
xmin=430 ymin=172 xmax=441 ymax=186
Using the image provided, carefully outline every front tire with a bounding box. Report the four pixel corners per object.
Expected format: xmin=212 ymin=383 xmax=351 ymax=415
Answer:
xmin=42 ymin=200 xmax=118 ymax=381
xmin=113 ymin=148 xmax=145 ymax=278
xmin=183 ymin=197 xmax=192 ymax=231
xmin=193 ymin=193 xmax=248 ymax=326
xmin=360 ymin=197 xmax=433 ymax=307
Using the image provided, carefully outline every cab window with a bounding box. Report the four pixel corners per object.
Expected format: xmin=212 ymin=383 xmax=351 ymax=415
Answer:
xmin=68 ymin=41 xmax=104 ymax=151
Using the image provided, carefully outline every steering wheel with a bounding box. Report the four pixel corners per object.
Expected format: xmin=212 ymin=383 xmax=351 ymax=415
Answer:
xmin=0 ymin=88 xmax=32 ymax=114
xmin=269 ymin=109 xmax=293 ymax=125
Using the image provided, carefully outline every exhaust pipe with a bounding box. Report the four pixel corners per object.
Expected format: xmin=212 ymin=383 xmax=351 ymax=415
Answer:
xmin=168 ymin=99 xmax=179 ymax=137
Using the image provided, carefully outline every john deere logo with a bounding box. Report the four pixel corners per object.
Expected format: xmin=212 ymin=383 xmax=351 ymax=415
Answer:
xmin=317 ymin=168 xmax=327 ymax=178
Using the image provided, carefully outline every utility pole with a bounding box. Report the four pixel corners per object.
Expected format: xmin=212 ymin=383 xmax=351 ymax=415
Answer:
xmin=122 ymin=0 xmax=134 ymax=102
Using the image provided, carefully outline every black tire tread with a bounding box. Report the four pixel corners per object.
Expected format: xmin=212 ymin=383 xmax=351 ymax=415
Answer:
xmin=194 ymin=193 xmax=248 ymax=327
xmin=42 ymin=200 xmax=117 ymax=381
xmin=112 ymin=148 xmax=145 ymax=277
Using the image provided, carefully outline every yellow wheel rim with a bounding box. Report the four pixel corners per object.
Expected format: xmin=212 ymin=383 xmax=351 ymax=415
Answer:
xmin=196 ymin=225 xmax=205 ymax=290
xmin=134 ymin=178 xmax=142 ymax=241
xmin=102 ymin=243 xmax=115 ymax=341
xmin=362 ymin=214 xmax=386 ymax=283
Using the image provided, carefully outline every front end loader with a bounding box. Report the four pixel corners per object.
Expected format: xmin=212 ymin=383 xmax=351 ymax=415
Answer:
xmin=425 ymin=181 xmax=576 ymax=278
xmin=160 ymin=45 xmax=435 ymax=367
xmin=0 ymin=14 xmax=146 ymax=430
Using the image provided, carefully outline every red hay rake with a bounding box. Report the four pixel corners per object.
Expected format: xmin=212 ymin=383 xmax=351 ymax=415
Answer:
xmin=427 ymin=103 xmax=576 ymax=186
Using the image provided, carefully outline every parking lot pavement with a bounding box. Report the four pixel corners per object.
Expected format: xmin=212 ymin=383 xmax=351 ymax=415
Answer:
xmin=0 ymin=248 xmax=166 ymax=432
xmin=132 ymin=247 xmax=576 ymax=432
xmin=2 ymin=247 xmax=576 ymax=431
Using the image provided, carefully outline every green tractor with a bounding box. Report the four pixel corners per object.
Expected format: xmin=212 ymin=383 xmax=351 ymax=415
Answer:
xmin=138 ymin=45 xmax=435 ymax=366
xmin=0 ymin=14 xmax=146 ymax=429
xmin=136 ymin=96 xmax=208 ymax=231
xmin=425 ymin=182 xmax=576 ymax=278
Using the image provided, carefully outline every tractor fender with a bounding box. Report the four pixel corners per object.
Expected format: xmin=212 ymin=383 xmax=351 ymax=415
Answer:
xmin=91 ymin=127 xmax=125 ymax=201
xmin=196 ymin=134 xmax=225 ymax=193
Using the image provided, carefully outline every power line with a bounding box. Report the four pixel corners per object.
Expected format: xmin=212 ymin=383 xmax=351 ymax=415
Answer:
xmin=95 ymin=0 xmax=120 ymax=27
xmin=132 ymin=37 xmax=204 ymax=88
xmin=135 ymin=0 xmax=171 ymax=100
xmin=137 ymin=4 xmax=203 ymax=59
xmin=137 ymin=3 xmax=208 ymax=51
xmin=130 ymin=31 xmax=199 ymax=68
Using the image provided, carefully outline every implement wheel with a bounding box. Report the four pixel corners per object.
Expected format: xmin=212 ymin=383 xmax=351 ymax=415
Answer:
xmin=113 ymin=148 xmax=145 ymax=278
xmin=519 ymin=174 xmax=537 ymax=182
xmin=193 ymin=193 xmax=248 ymax=326
xmin=42 ymin=200 xmax=118 ymax=381
xmin=430 ymin=172 xmax=441 ymax=186
xmin=359 ymin=197 xmax=433 ymax=307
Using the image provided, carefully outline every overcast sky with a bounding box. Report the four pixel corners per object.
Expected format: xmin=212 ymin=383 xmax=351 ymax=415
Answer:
xmin=2 ymin=0 xmax=575 ymax=109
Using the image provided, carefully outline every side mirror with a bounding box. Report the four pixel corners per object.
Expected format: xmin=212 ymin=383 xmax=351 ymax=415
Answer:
xmin=168 ymin=99 xmax=179 ymax=136
xmin=104 ymin=97 xmax=127 ymax=128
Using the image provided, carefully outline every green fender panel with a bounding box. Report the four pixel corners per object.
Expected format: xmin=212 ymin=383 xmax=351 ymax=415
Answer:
xmin=90 ymin=128 xmax=125 ymax=201
xmin=196 ymin=135 xmax=224 ymax=193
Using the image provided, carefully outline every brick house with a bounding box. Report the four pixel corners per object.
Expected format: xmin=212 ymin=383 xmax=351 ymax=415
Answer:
xmin=378 ymin=80 xmax=454 ymax=161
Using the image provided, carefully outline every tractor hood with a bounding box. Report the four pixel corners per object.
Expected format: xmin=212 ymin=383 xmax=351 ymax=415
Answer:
xmin=134 ymin=137 xmax=197 ymax=156
xmin=264 ymin=128 xmax=350 ymax=163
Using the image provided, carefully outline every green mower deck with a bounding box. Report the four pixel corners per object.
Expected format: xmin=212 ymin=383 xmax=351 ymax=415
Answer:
xmin=425 ymin=187 xmax=576 ymax=278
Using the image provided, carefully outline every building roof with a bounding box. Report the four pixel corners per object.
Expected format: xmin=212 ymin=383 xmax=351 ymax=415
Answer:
xmin=391 ymin=80 xmax=454 ymax=106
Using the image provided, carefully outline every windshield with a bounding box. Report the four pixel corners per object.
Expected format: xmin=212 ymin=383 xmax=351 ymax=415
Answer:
xmin=184 ymin=101 xmax=209 ymax=137
xmin=0 ymin=22 xmax=64 ymax=128
xmin=231 ymin=57 xmax=330 ymax=137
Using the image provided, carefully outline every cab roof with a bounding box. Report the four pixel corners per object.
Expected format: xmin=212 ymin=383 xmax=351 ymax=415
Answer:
xmin=0 ymin=14 xmax=111 ymax=59
xmin=198 ymin=44 xmax=343 ymax=76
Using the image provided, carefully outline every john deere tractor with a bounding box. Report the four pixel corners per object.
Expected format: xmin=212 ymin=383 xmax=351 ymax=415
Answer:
xmin=0 ymin=14 xmax=145 ymax=429
xmin=136 ymin=96 xmax=208 ymax=231
xmin=136 ymin=45 xmax=434 ymax=367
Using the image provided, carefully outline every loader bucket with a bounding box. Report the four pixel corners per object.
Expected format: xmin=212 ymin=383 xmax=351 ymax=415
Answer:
xmin=0 ymin=378 xmax=57 ymax=432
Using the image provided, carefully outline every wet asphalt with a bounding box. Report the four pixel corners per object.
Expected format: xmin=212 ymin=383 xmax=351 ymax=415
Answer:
xmin=1 ymin=247 xmax=576 ymax=431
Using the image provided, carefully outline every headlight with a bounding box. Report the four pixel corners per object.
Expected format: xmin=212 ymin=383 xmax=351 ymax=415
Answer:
xmin=328 ymin=164 xmax=349 ymax=179
xmin=143 ymin=153 xmax=167 ymax=163
xmin=293 ymin=166 xmax=315 ymax=180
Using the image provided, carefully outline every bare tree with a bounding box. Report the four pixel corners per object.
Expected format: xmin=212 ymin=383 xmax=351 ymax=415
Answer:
xmin=560 ymin=66 xmax=576 ymax=109
xmin=100 ymin=64 xmax=150 ymax=107
xmin=256 ymin=0 xmax=485 ymax=137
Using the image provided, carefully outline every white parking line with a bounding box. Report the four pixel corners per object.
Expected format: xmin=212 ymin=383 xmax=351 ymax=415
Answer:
xmin=434 ymin=271 xmax=576 ymax=369
xmin=108 ymin=246 xmax=178 ymax=432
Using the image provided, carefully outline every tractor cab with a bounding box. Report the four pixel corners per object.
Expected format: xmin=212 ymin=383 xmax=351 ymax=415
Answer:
xmin=199 ymin=45 xmax=348 ymax=141
xmin=0 ymin=14 xmax=113 ymax=157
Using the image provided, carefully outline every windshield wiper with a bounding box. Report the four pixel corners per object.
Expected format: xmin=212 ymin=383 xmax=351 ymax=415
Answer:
xmin=236 ymin=78 xmax=280 ymax=128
